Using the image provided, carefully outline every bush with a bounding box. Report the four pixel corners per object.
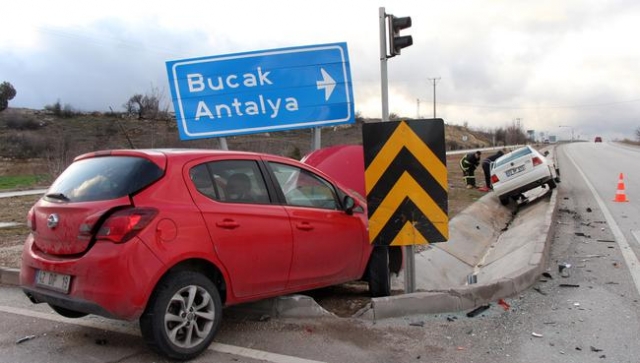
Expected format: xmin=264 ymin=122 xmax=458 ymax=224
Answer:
xmin=0 ymin=133 xmax=48 ymax=159
xmin=45 ymin=100 xmax=77 ymax=118
xmin=3 ymin=113 xmax=42 ymax=130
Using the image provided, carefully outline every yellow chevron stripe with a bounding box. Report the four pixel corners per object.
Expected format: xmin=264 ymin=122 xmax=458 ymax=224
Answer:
xmin=368 ymin=172 xmax=449 ymax=244
xmin=390 ymin=221 xmax=428 ymax=246
xmin=365 ymin=121 xmax=447 ymax=194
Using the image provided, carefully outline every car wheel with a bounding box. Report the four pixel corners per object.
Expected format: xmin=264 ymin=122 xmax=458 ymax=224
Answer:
xmin=499 ymin=195 xmax=510 ymax=206
xmin=547 ymin=179 xmax=557 ymax=190
xmin=140 ymin=271 xmax=222 ymax=360
xmin=366 ymin=246 xmax=391 ymax=297
xmin=48 ymin=303 xmax=88 ymax=318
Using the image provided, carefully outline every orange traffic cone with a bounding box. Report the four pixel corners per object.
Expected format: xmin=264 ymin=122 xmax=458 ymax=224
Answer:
xmin=613 ymin=173 xmax=629 ymax=202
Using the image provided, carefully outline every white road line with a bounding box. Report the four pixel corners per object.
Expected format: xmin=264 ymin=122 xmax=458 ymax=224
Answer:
xmin=565 ymin=152 xmax=640 ymax=295
xmin=0 ymin=305 xmax=326 ymax=363
xmin=632 ymin=230 xmax=640 ymax=248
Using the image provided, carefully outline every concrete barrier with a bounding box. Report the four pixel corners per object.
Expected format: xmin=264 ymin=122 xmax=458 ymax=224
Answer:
xmin=0 ymin=267 xmax=19 ymax=286
xmin=362 ymin=186 xmax=557 ymax=320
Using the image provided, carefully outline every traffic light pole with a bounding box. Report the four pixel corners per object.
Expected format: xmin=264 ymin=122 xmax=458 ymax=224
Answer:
xmin=379 ymin=7 xmax=415 ymax=294
xmin=379 ymin=7 xmax=389 ymax=122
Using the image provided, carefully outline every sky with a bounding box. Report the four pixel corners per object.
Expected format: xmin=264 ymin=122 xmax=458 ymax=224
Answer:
xmin=2 ymin=0 xmax=640 ymax=142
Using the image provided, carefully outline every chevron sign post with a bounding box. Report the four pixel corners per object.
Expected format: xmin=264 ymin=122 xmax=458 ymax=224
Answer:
xmin=363 ymin=119 xmax=448 ymax=246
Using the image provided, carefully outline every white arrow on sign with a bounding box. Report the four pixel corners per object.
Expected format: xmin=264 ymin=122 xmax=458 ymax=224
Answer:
xmin=316 ymin=68 xmax=336 ymax=101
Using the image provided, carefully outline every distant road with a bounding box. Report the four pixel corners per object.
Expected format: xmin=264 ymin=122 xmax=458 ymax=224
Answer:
xmin=0 ymin=189 xmax=47 ymax=199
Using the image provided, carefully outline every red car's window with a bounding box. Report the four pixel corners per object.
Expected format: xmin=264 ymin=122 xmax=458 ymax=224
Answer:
xmin=268 ymin=162 xmax=338 ymax=210
xmin=46 ymin=156 xmax=163 ymax=203
xmin=190 ymin=160 xmax=270 ymax=204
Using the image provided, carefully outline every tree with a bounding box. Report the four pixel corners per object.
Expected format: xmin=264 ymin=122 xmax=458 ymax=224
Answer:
xmin=494 ymin=127 xmax=506 ymax=145
xmin=0 ymin=81 xmax=17 ymax=112
xmin=636 ymin=126 xmax=640 ymax=142
xmin=505 ymin=120 xmax=526 ymax=145
xmin=388 ymin=112 xmax=401 ymax=120
xmin=123 ymin=86 xmax=168 ymax=120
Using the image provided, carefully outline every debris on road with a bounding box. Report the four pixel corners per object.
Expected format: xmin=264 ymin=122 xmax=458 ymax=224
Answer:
xmin=467 ymin=273 xmax=478 ymax=285
xmin=531 ymin=332 xmax=543 ymax=338
xmin=559 ymin=263 xmax=571 ymax=277
xmin=466 ymin=304 xmax=490 ymax=318
xmin=559 ymin=283 xmax=580 ymax=288
xmin=533 ymin=286 xmax=547 ymax=295
xmin=15 ymin=335 xmax=36 ymax=344
xmin=497 ymin=299 xmax=510 ymax=311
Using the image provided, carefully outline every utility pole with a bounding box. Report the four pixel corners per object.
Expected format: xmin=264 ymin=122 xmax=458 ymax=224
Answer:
xmin=428 ymin=77 xmax=440 ymax=118
xmin=416 ymin=98 xmax=420 ymax=118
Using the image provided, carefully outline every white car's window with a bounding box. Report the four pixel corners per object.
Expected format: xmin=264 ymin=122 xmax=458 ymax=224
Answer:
xmin=269 ymin=162 xmax=338 ymax=210
xmin=494 ymin=147 xmax=532 ymax=168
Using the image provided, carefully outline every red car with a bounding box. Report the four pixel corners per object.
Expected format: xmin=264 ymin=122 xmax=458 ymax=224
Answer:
xmin=20 ymin=149 xmax=393 ymax=360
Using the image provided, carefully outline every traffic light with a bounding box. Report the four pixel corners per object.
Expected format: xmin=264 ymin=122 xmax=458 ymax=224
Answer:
xmin=388 ymin=15 xmax=412 ymax=57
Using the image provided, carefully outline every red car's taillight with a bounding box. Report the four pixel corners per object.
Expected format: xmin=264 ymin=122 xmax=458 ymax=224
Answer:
xmin=491 ymin=175 xmax=500 ymax=184
xmin=26 ymin=207 xmax=36 ymax=231
xmin=532 ymin=157 xmax=543 ymax=167
xmin=96 ymin=208 xmax=158 ymax=244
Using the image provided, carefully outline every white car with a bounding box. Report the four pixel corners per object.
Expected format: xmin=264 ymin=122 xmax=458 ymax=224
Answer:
xmin=490 ymin=145 xmax=558 ymax=205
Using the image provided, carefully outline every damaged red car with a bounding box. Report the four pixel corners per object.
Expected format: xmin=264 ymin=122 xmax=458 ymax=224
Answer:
xmin=20 ymin=148 xmax=395 ymax=360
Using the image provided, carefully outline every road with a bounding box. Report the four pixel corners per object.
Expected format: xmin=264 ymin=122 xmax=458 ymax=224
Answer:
xmin=1 ymin=142 xmax=639 ymax=362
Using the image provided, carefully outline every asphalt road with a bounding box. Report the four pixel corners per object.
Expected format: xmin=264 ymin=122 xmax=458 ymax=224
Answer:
xmin=1 ymin=142 xmax=639 ymax=362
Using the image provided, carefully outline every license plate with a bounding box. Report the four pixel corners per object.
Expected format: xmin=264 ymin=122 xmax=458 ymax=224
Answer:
xmin=35 ymin=270 xmax=71 ymax=293
xmin=506 ymin=165 xmax=525 ymax=177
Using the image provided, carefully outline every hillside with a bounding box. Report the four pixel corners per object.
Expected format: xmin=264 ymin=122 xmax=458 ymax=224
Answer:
xmin=0 ymin=108 xmax=492 ymax=180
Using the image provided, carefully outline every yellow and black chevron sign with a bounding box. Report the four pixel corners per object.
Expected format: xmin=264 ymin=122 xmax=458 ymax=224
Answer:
xmin=363 ymin=119 xmax=448 ymax=246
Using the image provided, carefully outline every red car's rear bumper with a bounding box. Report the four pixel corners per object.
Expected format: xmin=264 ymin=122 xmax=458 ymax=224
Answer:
xmin=20 ymin=234 xmax=164 ymax=321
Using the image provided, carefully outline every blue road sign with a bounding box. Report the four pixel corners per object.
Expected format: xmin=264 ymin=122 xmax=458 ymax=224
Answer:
xmin=166 ymin=43 xmax=355 ymax=140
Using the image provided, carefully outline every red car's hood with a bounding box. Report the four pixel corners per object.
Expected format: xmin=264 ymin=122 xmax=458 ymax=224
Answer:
xmin=301 ymin=144 xmax=366 ymax=199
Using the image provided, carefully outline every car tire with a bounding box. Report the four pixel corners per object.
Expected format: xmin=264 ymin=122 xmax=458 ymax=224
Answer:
xmin=48 ymin=303 xmax=88 ymax=318
xmin=547 ymin=179 xmax=557 ymax=190
xmin=366 ymin=246 xmax=391 ymax=297
xmin=499 ymin=195 xmax=510 ymax=206
xmin=140 ymin=271 xmax=222 ymax=361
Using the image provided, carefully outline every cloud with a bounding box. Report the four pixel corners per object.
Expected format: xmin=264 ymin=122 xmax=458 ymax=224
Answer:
xmin=1 ymin=0 xmax=639 ymax=141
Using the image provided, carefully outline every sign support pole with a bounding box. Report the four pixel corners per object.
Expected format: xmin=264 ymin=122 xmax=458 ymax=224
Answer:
xmin=219 ymin=137 xmax=228 ymax=150
xmin=312 ymin=127 xmax=321 ymax=151
xmin=379 ymin=6 xmax=415 ymax=294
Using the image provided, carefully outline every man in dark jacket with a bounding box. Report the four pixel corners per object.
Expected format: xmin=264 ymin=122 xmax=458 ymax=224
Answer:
xmin=459 ymin=151 xmax=481 ymax=188
xmin=479 ymin=149 xmax=506 ymax=192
